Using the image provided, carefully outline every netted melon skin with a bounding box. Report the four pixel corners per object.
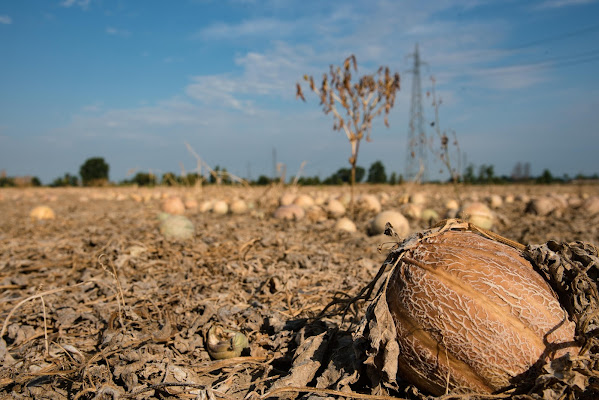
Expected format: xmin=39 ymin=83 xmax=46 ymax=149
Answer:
xmin=385 ymin=230 xmax=577 ymax=395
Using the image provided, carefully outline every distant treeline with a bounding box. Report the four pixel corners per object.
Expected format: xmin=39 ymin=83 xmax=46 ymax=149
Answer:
xmin=1 ymin=159 xmax=598 ymax=187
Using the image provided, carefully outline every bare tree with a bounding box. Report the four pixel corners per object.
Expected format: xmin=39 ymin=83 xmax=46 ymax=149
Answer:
xmin=523 ymin=162 xmax=531 ymax=180
xmin=296 ymin=55 xmax=400 ymax=213
xmin=512 ymin=162 xmax=523 ymax=181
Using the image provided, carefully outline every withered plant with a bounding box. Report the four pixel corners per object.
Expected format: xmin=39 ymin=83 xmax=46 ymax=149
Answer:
xmin=427 ymin=76 xmax=462 ymax=199
xmin=296 ymin=55 xmax=400 ymax=213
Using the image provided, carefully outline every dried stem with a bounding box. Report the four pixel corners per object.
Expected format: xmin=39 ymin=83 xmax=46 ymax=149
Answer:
xmin=0 ymin=282 xmax=89 ymax=339
xmin=98 ymin=253 xmax=126 ymax=331
xmin=317 ymin=252 xmax=401 ymax=322
xmin=40 ymin=292 xmax=49 ymax=357
xmin=428 ymin=76 xmax=462 ymax=201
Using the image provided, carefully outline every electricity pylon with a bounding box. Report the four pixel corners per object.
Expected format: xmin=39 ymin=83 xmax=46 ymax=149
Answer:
xmin=405 ymin=43 xmax=428 ymax=183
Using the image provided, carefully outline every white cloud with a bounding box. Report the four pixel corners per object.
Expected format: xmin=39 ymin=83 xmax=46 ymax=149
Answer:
xmin=106 ymin=27 xmax=130 ymax=37
xmin=98 ymin=99 xmax=204 ymax=128
xmin=163 ymin=56 xmax=184 ymax=63
xmin=82 ymin=103 xmax=102 ymax=112
xmin=0 ymin=15 xmax=12 ymax=25
xmin=185 ymin=76 xmax=256 ymax=113
xmin=55 ymin=98 xmax=214 ymax=153
xmin=194 ymin=17 xmax=298 ymax=40
xmin=60 ymin=0 xmax=91 ymax=10
xmin=471 ymin=66 xmax=549 ymax=89
xmin=536 ymin=0 xmax=596 ymax=8
xmin=183 ymin=40 xmax=315 ymax=114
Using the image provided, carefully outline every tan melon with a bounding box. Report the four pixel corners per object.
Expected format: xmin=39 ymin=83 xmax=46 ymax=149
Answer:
xmin=29 ymin=205 xmax=55 ymax=220
xmin=162 ymin=196 xmax=185 ymax=215
xmin=273 ymin=204 xmax=305 ymax=220
xmin=365 ymin=225 xmax=577 ymax=395
xmin=459 ymin=201 xmax=494 ymax=230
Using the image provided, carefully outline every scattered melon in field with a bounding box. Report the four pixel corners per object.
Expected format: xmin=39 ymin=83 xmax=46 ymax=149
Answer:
xmin=401 ymin=203 xmax=423 ymax=220
xmin=369 ymin=210 xmax=409 ymax=237
xmin=581 ymin=196 xmax=599 ymax=215
xmin=358 ymin=194 xmax=381 ymax=213
xmin=310 ymin=192 xmax=324 ymax=206
xmin=230 ymin=199 xmax=248 ymax=214
xmin=467 ymin=193 xmax=480 ymax=202
xmin=410 ymin=192 xmax=427 ymax=205
xmin=159 ymin=213 xmax=194 ymax=240
xmin=337 ymin=193 xmax=351 ymax=207
xmin=488 ymin=194 xmax=503 ymax=209
xmin=29 ymin=205 xmax=55 ymax=220
xmin=459 ymin=202 xmax=494 ymax=230
xmin=398 ymin=193 xmax=410 ymax=204
xmin=568 ymin=196 xmax=584 ymax=208
xmin=198 ymin=200 xmax=213 ymax=213
xmin=325 ymin=198 xmax=346 ymax=218
xmin=212 ymin=200 xmax=229 ymax=215
xmin=445 ymin=199 xmax=459 ymax=211
xmin=279 ymin=192 xmax=296 ymax=206
xmin=184 ymin=197 xmax=198 ymax=210
xmin=444 ymin=199 xmax=460 ymax=219
xmin=162 ymin=196 xmax=186 ymax=215
xmin=334 ymin=217 xmax=357 ymax=232
xmin=421 ymin=208 xmax=440 ymax=224
xmin=525 ymin=197 xmax=560 ymax=216
xmin=206 ymin=325 xmax=249 ymax=360
xmin=45 ymin=194 xmax=59 ymax=202
xmin=273 ymin=204 xmax=305 ymax=220
xmin=293 ymin=194 xmax=315 ymax=209
xmin=305 ymin=205 xmax=327 ymax=222
xmin=504 ymin=194 xmax=515 ymax=204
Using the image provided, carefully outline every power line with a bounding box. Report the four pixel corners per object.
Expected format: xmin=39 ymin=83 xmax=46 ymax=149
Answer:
xmin=471 ymin=48 xmax=599 ymax=77
xmin=509 ymin=23 xmax=599 ymax=50
xmin=426 ymin=24 xmax=599 ymax=76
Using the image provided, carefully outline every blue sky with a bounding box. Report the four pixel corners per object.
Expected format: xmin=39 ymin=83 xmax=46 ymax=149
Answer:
xmin=1 ymin=0 xmax=598 ymax=184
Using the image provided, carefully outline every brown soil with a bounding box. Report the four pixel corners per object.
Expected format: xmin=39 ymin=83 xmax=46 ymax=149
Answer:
xmin=1 ymin=184 xmax=598 ymax=399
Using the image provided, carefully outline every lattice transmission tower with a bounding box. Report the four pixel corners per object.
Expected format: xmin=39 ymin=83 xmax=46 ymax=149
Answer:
xmin=405 ymin=43 xmax=428 ymax=182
